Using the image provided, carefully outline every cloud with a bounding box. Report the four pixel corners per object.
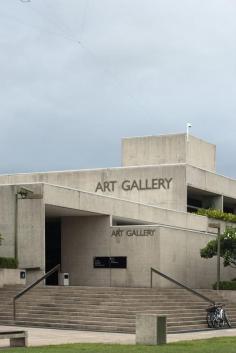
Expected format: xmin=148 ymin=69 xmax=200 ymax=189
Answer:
xmin=0 ymin=0 xmax=235 ymax=176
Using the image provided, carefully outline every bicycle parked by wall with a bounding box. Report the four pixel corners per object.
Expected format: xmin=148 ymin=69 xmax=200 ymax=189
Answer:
xmin=206 ymin=304 xmax=231 ymax=329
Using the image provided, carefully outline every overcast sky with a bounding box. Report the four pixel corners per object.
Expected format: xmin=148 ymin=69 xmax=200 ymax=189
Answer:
xmin=0 ymin=0 xmax=235 ymax=177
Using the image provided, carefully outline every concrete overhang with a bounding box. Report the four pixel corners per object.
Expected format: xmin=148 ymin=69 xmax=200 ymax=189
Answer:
xmin=187 ymin=186 xmax=221 ymax=198
xmin=186 ymin=165 xmax=236 ymax=200
xmin=42 ymin=183 xmax=208 ymax=232
xmin=45 ymin=205 xmax=101 ymax=218
xmin=0 ymin=182 xmax=209 ymax=232
xmin=223 ymin=196 xmax=236 ymax=207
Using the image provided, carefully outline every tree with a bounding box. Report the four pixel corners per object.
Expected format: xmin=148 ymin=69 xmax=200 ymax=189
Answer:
xmin=200 ymin=228 xmax=236 ymax=268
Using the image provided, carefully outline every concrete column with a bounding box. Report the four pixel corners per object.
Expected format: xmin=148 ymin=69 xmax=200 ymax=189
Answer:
xmin=212 ymin=196 xmax=223 ymax=211
xmin=136 ymin=314 xmax=167 ymax=345
xmin=202 ymin=195 xmax=223 ymax=211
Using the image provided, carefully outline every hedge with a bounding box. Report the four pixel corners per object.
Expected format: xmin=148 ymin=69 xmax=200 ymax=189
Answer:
xmin=196 ymin=208 xmax=236 ymax=223
xmin=213 ymin=281 xmax=236 ymax=290
xmin=0 ymin=257 xmax=18 ymax=269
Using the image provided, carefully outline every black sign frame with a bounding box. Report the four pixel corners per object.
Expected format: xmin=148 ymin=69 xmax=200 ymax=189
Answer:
xmin=93 ymin=256 xmax=127 ymax=269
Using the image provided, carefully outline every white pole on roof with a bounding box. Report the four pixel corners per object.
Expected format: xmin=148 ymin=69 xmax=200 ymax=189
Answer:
xmin=186 ymin=123 xmax=192 ymax=142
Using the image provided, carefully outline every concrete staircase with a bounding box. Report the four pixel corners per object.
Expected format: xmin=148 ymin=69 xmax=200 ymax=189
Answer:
xmin=0 ymin=285 xmax=236 ymax=333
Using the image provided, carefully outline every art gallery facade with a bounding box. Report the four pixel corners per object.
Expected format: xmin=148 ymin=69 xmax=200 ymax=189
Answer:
xmin=0 ymin=133 xmax=235 ymax=288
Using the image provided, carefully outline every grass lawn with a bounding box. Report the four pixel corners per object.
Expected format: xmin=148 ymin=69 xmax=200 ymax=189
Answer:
xmin=4 ymin=337 xmax=236 ymax=353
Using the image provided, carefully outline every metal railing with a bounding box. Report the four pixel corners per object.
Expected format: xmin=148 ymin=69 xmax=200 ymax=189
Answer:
xmin=150 ymin=267 xmax=215 ymax=305
xmin=13 ymin=264 xmax=61 ymax=320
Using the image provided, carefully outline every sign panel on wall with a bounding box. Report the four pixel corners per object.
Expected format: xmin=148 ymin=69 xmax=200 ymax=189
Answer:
xmin=93 ymin=256 xmax=127 ymax=269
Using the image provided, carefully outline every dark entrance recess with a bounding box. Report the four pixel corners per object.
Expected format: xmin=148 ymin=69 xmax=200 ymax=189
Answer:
xmin=45 ymin=219 xmax=61 ymax=285
xmin=187 ymin=197 xmax=202 ymax=213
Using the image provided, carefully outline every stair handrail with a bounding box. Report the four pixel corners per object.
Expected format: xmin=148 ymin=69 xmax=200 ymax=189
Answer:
xmin=150 ymin=267 xmax=215 ymax=305
xmin=13 ymin=264 xmax=61 ymax=320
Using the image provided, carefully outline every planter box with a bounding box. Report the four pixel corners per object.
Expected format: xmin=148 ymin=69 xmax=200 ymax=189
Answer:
xmin=0 ymin=269 xmax=26 ymax=288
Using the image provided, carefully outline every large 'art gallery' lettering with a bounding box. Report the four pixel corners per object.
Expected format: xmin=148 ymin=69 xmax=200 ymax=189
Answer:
xmin=95 ymin=178 xmax=173 ymax=193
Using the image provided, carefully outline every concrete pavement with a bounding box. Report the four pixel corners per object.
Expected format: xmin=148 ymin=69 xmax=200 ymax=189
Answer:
xmin=0 ymin=325 xmax=236 ymax=348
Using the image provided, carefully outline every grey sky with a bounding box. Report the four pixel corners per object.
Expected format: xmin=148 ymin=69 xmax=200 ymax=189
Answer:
xmin=0 ymin=0 xmax=235 ymax=176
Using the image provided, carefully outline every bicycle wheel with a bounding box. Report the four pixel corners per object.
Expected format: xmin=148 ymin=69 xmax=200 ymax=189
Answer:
xmin=219 ymin=319 xmax=224 ymax=328
xmin=213 ymin=318 xmax=221 ymax=329
xmin=206 ymin=312 xmax=214 ymax=328
xmin=224 ymin=312 xmax=231 ymax=328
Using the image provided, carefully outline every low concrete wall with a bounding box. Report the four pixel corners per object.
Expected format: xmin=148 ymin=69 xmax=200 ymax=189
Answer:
xmin=136 ymin=314 xmax=167 ymax=345
xmin=219 ymin=291 xmax=236 ymax=303
xmin=0 ymin=269 xmax=26 ymax=287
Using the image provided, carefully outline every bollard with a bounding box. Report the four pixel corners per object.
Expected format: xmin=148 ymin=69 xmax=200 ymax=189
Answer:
xmin=136 ymin=314 xmax=167 ymax=345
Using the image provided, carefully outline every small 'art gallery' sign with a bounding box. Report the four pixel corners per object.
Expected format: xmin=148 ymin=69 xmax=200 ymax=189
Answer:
xmin=111 ymin=228 xmax=156 ymax=237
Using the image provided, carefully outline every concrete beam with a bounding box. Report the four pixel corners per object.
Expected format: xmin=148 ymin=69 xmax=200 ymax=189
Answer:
xmin=43 ymin=183 xmax=208 ymax=232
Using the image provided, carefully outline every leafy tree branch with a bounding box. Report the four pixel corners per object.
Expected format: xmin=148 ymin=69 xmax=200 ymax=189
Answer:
xmin=200 ymin=228 xmax=236 ymax=268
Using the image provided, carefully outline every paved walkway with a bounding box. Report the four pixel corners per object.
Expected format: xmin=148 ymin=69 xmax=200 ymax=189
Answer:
xmin=0 ymin=325 xmax=236 ymax=347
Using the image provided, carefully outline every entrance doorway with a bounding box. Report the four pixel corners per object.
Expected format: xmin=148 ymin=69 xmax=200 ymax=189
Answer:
xmin=45 ymin=218 xmax=61 ymax=285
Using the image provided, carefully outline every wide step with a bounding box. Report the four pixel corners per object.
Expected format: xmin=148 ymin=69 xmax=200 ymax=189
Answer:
xmin=0 ymin=285 xmax=235 ymax=334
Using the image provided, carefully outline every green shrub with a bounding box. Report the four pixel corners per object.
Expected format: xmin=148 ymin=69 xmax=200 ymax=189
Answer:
xmin=0 ymin=257 xmax=18 ymax=269
xmin=212 ymin=281 xmax=236 ymax=290
xmin=196 ymin=208 xmax=236 ymax=223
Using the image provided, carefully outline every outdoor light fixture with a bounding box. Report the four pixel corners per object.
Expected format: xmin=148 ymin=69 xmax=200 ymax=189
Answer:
xmin=17 ymin=187 xmax=34 ymax=199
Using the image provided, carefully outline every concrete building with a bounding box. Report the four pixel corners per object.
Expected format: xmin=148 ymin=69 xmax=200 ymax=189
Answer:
xmin=0 ymin=133 xmax=235 ymax=288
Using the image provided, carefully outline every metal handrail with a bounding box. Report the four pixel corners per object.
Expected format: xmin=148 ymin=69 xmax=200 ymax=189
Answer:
xmin=150 ymin=267 xmax=215 ymax=305
xmin=13 ymin=264 xmax=61 ymax=320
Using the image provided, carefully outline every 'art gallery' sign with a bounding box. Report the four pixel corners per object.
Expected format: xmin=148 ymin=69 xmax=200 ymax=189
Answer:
xmin=95 ymin=178 xmax=173 ymax=193
xmin=111 ymin=228 xmax=156 ymax=237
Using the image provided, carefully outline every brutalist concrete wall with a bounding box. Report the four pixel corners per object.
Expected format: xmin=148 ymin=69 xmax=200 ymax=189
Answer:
xmin=122 ymin=134 xmax=216 ymax=172
xmin=61 ymin=219 xmax=161 ymax=287
xmin=0 ymin=164 xmax=187 ymax=212
xmin=0 ymin=269 xmax=26 ymax=287
xmin=122 ymin=134 xmax=187 ymax=167
xmin=0 ymin=184 xmax=45 ymax=280
xmin=110 ymin=226 xmax=161 ymax=287
xmin=187 ymin=165 xmax=236 ymax=199
xmin=44 ymin=183 xmax=208 ymax=232
xmin=158 ymin=227 xmax=235 ymax=288
xmin=17 ymin=184 xmax=45 ymax=271
xmin=61 ymin=219 xmax=234 ymax=288
xmin=187 ymin=135 xmax=216 ymax=172
xmin=61 ymin=216 xmax=111 ymax=286
xmin=0 ymin=185 xmax=16 ymax=258
xmin=109 ymin=225 xmax=233 ymax=289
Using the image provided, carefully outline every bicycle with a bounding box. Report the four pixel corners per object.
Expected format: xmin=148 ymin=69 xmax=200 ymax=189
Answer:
xmin=206 ymin=304 xmax=231 ymax=329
